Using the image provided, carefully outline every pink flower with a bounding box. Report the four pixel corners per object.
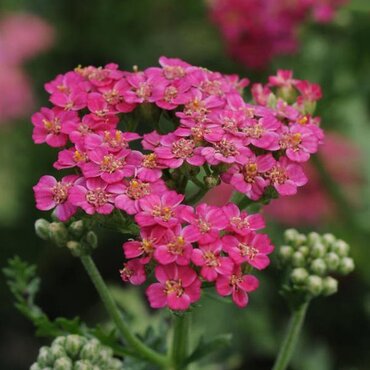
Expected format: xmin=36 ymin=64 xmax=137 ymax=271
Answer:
xmin=181 ymin=203 xmax=228 ymax=244
xmin=114 ymin=178 xmax=167 ymax=215
xmin=191 ymin=241 xmax=234 ymax=281
xmin=225 ymin=153 xmax=275 ymax=200
xmin=216 ymin=266 xmax=259 ymax=308
xmin=69 ymin=178 xmax=116 ymax=215
xmin=32 ymin=107 xmax=78 ymax=147
xmin=222 ymin=232 xmax=273 ymax=269
xmin=280 ymin=124 xmax=319 ymax=162
xmin=136 ymin=153 xmax=164 ymax=182
xmin=123 ymin=71 xmax=156 ymax=104
xmin=266 ymin=157 xmax=307 ymax=196
xmin=54 ymin=145 xmax=88 ymax=170
xmin=202 ymin=136 xmax=250 ymax=165
xmin=135 ymin=191 xmax=185 ymax=228
xmin=85 ymin=130 xmax=140 ymax=152
xmin=123 ymin=226 xmax=166 ymax=264
xmin=223 ymin=203 xmax=265 ymax=236
xmin=82 ymin=148 xmax=141 ymax=183
xmin=120 ymin=259 xmax=146 ymax=285
xmin=155 ymin=134 xmax=205 ymax=168
xmin=154 ymin=225 xmax=196 ymax=265
xmin=146 ymin=264 xmax=201 ymax=310
xmin=33 ymin=175 xmax=78 ymax=221
xmin=50 ymin=90 xmax=87 ymax=111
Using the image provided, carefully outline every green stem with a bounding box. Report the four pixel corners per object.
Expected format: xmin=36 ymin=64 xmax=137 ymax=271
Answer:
xmin=272 ymin=302 xmax=309 ymax=370
xmin=170 ymin=314 xmax=190 ymax=370
xmin=190 ymin=177 xmax=206 ymax=189
xmin=80 ymin=255 xmax=168 ymax=367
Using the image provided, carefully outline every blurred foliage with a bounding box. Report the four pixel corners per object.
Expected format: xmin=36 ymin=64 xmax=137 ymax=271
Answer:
xmin=0 ymin=0 xmax=369 ymax=369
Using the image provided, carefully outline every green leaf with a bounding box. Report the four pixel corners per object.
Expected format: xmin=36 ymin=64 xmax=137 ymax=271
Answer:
xmin=184 ymin=333 xmax=232 ymax=365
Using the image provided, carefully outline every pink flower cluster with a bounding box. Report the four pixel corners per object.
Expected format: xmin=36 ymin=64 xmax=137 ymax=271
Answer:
xmin=32 ymin=58 xmax=323 ymax=310
xmin=209 ymin=0 xmax=347 ymax=69
xmin=0 ymin=13 xmax=54 ymax=123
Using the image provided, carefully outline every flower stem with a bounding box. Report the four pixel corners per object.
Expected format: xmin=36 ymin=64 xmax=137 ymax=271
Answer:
xmin=170 ymin=313 xmax=190 ymax=370
xmin=272 ymin=302 xmax=309 ymax=370
xmin=80 ymin=255 xmax=168 ymax=367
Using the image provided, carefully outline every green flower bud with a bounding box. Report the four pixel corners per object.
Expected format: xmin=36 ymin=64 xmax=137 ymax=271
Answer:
xmin=68 ymin=220 xmax=85 ymax=238
xmin=306 ymin=275 xmax=323 ymax=296
xmin=331 ymin=239 xmax=350 ymax=257
xmin=85 ymin=231 xmax=98 ymax=249
xmin=35 ymin=219 xmax=50 ymax=241
xmin=310 ymin=258 xmax=327 ymax=276
xmin=49 ymin=222 xmax=69 ymax=247
xmin=66 ymin=240 xmax=82 ymax=257
xmin=322 ymin=277 xmax=338 ymax=296
xmin=295 ymin=233 xmax=307 ymax=248
xmin=279 ymin=245 xmax=294 ymax=262
xmin=307 ymin=232 xmax=321 ymax=247
xmin=322 ymin=233 xmax=336 ymax=247
xmin=50 ymin=343 xmax=67 ymax=359
xmin=80 ymin=339 xmax=101 ymax=363
xmin=284 ymin=228 xmax=299 ymax=244
xmin=65 ymin=334 xmax=86 ymax=359
xmin=291 ymin=268 xmax=309 ymax=284
xmin=37 ymin=346 xmax=54 ymax=367
xmin=204 ymin=175 xmax=220 ymax=189
xmin=54 ymin=356 xmax=73 ymax=370
xmin=339 ymin=257 xmax=355 ymax=275
xmin=292 ymin=251 xmax=305 ymax=267
xmin=73 ymin=360 xmax=93 ymax=370
xmin=30 ymin=364 xmax=42 ymax=370
xmin=298 ymin=245 xmax=309 ymax=257
xmin=310 ymin=242 xmax=326 ymax=258
xmin=325 ymin=252 xmax=340 ymax=271
xmin=31 ymin=335 xmax=121 ymax=370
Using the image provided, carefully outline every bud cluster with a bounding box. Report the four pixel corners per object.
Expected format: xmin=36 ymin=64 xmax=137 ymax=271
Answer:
xmin=35 ymin=218 xmax=97 ymax=256
xmin=279 ymin=229 xmax=354 ymax=298
xmin=30 ymin=335 xmax=122 ymax=370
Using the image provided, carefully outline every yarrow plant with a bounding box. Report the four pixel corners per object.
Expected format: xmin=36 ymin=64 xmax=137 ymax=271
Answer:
xmin=208 ymin=0 xmax=348 ymax=69
xmin=4 ymin=57 xmax=354 ymax=369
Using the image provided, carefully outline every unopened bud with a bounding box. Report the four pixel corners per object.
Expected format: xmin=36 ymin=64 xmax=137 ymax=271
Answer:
xmin=310 ymin=242 xmax=326 ymax=258
xmin=30 ymin=364 xmax=42 ymax=370
xmin=295 ymin=233 xmax=307 ymax=247
xmin=292 ymin=251 xmax=305 ymax=267
xmin=284 ymin=228 xmax=299 ymax=243
xmin=54 ymin=356 xmax=73 ymax=370
xmin=37 ymin=347 xmax=54 ymax=367
xmin=339 ymin=257 xmax=355 ymax=275
xmin=65 ymin=334 xmax=86 ymax=359
xmin=50 ymin=344 xmax=67 ymax=359
xmin=331 ymin=240 xmax=350 ymax=257
xmin=322 ymin=233 xmax=336 ymax=247
xmin=68 ymin=220 xmax=84 ymax=238
xmin=291 ymin=268 xmax=309 ymax=284
xmin=204 ymin=175 xmax=220 ymax=189
xmin=35 ymin=219 xmax=50 ymax=240
xmin=298 ymin=245 xmax=309 ymax=257
xmin=49 ymin=222 xmax=68 ymax=247
xmin=80 ymin=339 xmax=101 ymax=363
xmin=306 ymin=275 xmax=323 ymax=296
xmin=325 ymin=252 xmax=340 ymax=271
xmin=85 ymin=231 xmax=98 ymax=249
xmin=74 ymin=360 xmax=91 ymax=370
xmin=307 ymin=232 xmax=321 ymax=247
xmin=66 ymin=241 xmax=83 ymax=257
xmin=322 ymin=277 xmax=338 ymax=296
xmin=279 ymin=246 xmax=294 ymax=262
xmin=310 ymin=258 xmax=327 ymax=276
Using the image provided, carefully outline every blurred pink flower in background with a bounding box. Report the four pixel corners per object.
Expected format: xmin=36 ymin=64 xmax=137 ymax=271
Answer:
xmin=203 ymin=133 xmax=362 ymax=226
xmin=208 ymin=0 xmax=347 ymax=69
xmin=0 ymin=13 xmax=54 ymax=123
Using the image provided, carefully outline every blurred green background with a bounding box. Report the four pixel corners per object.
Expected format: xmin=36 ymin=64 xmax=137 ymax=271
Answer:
xmin=0 ymin=1 xmax=369 ymax=369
